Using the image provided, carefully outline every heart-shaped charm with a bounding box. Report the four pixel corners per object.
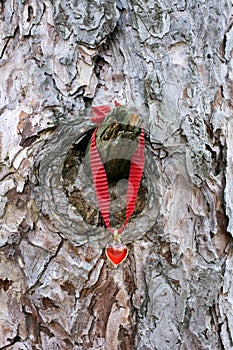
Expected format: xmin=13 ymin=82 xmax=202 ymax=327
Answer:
xmin=105 ymin=242 xmax=128 ymax=266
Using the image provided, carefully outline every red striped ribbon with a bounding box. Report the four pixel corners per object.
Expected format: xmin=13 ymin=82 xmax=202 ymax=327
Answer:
xmin=90 ymin=126 xmax=145 ymax=235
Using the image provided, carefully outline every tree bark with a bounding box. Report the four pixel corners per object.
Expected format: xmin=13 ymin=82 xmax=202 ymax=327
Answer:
xmin=0 ymin=0 xmax=232 ymax=349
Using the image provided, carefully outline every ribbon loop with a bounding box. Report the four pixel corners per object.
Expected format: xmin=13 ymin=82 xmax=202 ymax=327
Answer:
xmin=90 ymin=125 xmax=145 ymax=235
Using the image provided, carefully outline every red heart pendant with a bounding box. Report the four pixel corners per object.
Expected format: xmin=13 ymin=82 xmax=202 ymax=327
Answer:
xmin=105 ymin=242 xmax=128 ymax=266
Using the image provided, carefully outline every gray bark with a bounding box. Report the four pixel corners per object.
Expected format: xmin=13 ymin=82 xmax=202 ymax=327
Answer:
xmin=0 ymin=0 xmax=232 ymax=349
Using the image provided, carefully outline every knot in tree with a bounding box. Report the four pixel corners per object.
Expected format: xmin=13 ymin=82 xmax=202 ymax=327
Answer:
xmin=62 ymin=105 xmax=149 ymax=232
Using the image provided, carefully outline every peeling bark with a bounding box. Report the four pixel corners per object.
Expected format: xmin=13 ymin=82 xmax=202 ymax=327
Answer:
xmin=0 ymin=0 xmax=232 ymax=349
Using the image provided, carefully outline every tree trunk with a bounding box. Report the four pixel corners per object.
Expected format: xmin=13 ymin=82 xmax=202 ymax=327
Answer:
xmin=0 ymin=0 xmax=232 ymax=349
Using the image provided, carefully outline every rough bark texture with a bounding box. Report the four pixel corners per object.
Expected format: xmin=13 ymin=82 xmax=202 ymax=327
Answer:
xmin=0 ymin=0 xmax=232 ymax=349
